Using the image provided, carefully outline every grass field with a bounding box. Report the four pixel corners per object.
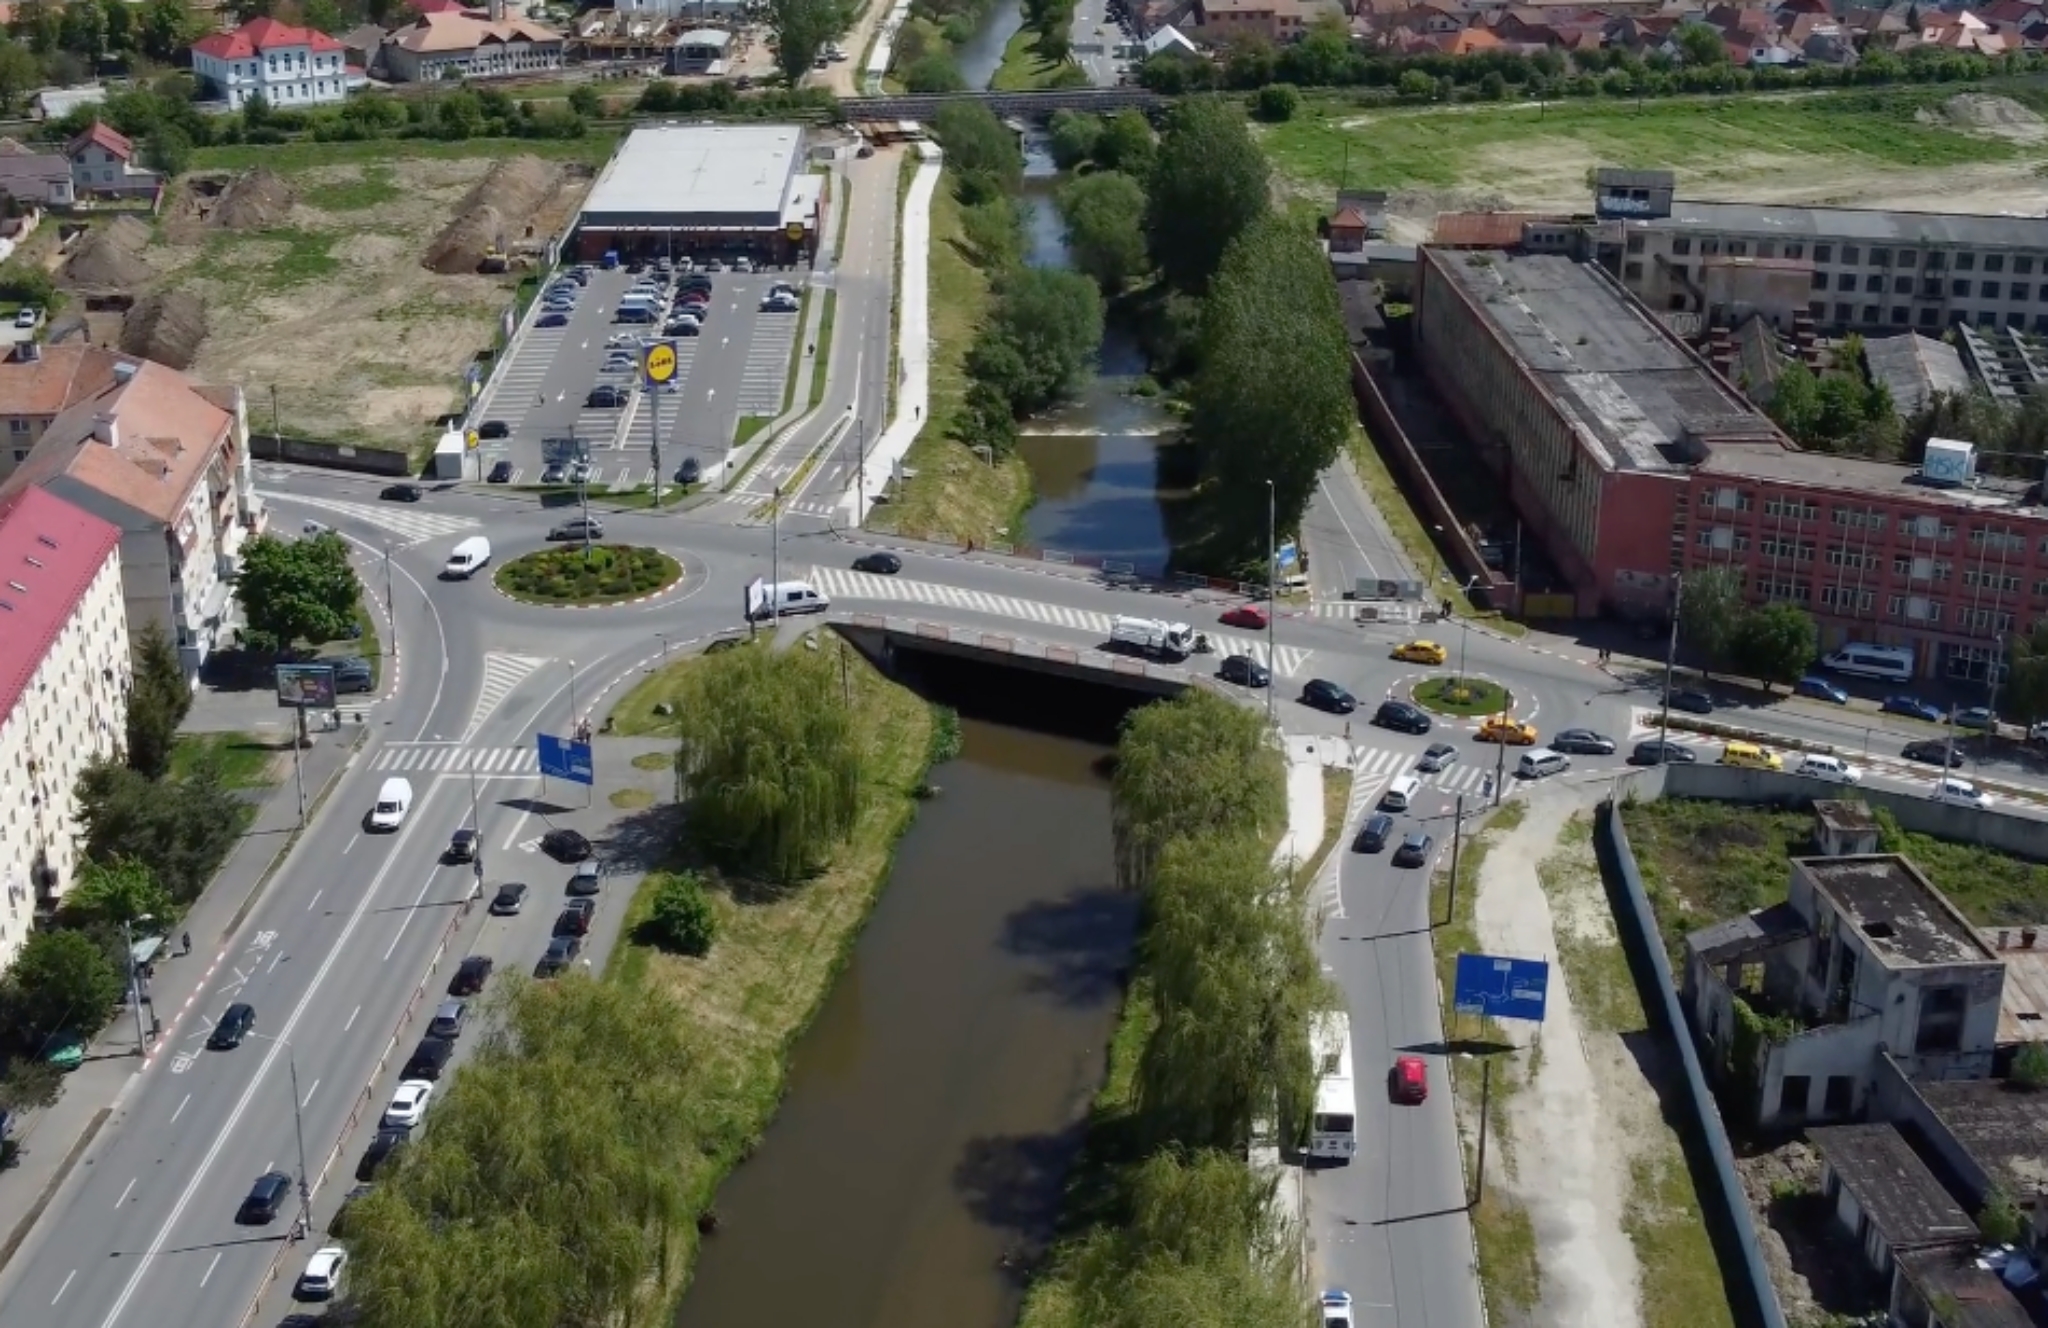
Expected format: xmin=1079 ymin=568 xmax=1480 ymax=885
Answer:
xmin=608 ymin=638 xmax=760 ymax=737
xmin=990 ymin=29 xmax=1077 ymax=91
xmin=169 ymin=731 xmax=282 ymax=790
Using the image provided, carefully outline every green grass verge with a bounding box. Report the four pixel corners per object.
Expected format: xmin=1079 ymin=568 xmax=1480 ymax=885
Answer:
xmin=313 ymin=605 xmax=382 ymax=690
xmin=733 ymin=415 xmax=772 ymax=447
xmin=493 ymin=544 xmax=681 ymax=605
xmin=1413 ymin=675 xmax=1511 ymax=717
xmin=169 ymin=732 xmax=284 ymax=791
xmin=1294 ymin=768 xmax=1352 ymax=889
xmin=1342 ymin=424 xmax=1523 ymax=636
xmin=990 ymin=28 xmax=1079 ymax=91
xmin=807 ymin=290 xmax=837 ymax=412
xmin=189 ymin=134 xmax=620 ymax=174
xmin=607 ymin=637 xmax=761 ymax=737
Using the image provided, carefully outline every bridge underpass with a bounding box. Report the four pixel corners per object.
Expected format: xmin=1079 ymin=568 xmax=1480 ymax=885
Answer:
xmin=829 ymin=614 xmax=1198 ymax=700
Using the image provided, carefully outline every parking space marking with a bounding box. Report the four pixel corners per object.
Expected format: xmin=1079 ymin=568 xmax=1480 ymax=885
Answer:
xmin=736 ymin=313 xmax=800 ymax=414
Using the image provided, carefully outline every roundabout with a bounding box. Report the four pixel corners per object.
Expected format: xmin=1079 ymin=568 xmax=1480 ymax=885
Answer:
xmin=1411 ymin=674 xmax=1513 ymax=718
xmin=493 ymin=544 xmax=684 ymax=607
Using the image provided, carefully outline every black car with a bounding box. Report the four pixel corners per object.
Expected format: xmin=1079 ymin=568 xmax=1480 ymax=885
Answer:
xmin=676 ymin=456 xmax=701 ymax=485
xmin=536 ymin=935 xmax=582 ymax=977
xmin=1664 ymin=689 xmax=1715 ymax=715
xmin=1374 ymin=699 xmax=1432 ymax=734
xmin=555 ymin=901 xmax=594 ymax=937
xmin=445 ymin=828 xmax=477 ymax=864
xmin=1353 ymin=813 xmax=1395 ymax=853
xmin=1301 ymin=679 xmax=1356 ymax=714
xmin=541 ymin=829 xmax=592 ymax=862
xmin=1220 ymin=654 xmax=1271 ymax=688
xmin=1392 ymin=832 xmax=1435 ymax=868
xmin=403 ymin=1036 xmax=455 ymax=1081
xmin=487 ymin=459 xmax=513 ymax=484
xmin=476 ymin=420 xmax=510 ymax=440
xmin=586 ymin=385 xmax=626 ymax=408
xmin=448 ymin=955 xmax=494 ymax=996
xmin=1629 ymin=739 xmax=1698 ymax=766
xmin=237 ymin=1170 xmax=293 ymax=1224
xmin=853 ymin=552 xmax=901 ymax=575
xmin=1550 ymin=728 xmax=1617 ymax=755
xmin=489 ymin=882 xmax=529 ymax=916
xmin=547 ymin=517 xmax=604 ymax=542
xmin=207 ymin=1002 xmax=256 ymax=1050
xmin=1903 ymin=739 xmax=1966 ymax=768
xmin=664 ymin=319 xmax=702 ymax=337
xmin=380 ymin=484 xmax=423 ymax=503
xmin=355 ymin=1129 xmax=408 ymax=1182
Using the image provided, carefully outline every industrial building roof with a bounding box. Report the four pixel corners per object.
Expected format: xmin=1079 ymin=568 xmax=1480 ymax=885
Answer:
xmin=1645 ymin=200 xmax=2048 ymax=251
xmin=1807 ymin=1123 xmax=1978 ymax=1251
xmin=579 ymin=124 xmax=803 ymax=229
xmin=1911 ymin=1079 xmax=2048 ymax=1214
xmin=1696 ymin=442 xmax=2044 ymax=513
xmin=1797 ymin=856 xmax=1997 ymax=969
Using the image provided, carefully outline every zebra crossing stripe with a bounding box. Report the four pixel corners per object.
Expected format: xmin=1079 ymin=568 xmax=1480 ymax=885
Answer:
xmin=261 ymin=492 xmax=479 ymax=546
xmin=371 ymin=744 xmax=541 ymax=773
xmin=465 ymin=654 xmax=551 ymax=739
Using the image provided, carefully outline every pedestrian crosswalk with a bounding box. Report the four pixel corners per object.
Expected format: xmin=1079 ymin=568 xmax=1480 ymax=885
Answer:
xmin=1626 ymin=708 xmax=1713 ymax=744
xmin=1350 ymin=744 xmax=1500 ymax=800
xmin=265 ymin=492 xmax=478 ymax=546
xmin=617 ymin=384 xmax=690 ymax=451
xmin=466 ymin=653 xmax=551 ymax=739
xmin=735 ymin=315 xmax=799 ymax=414
xmin=803 ymin=566 xmax=1314 ymax=675
xmin=372 ymin=744 xmax=539 ymax=774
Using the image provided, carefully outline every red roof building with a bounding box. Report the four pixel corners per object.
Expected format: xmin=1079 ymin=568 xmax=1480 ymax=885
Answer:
xmin=191 ymin=17 xmax=352 ymax=111
xmin=191 ymin=15 xmax=347 ymax=61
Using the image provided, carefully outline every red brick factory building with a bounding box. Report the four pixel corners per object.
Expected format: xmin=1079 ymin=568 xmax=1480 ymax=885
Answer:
xmin=1414 ymin=246 xmax=2043 ymax=686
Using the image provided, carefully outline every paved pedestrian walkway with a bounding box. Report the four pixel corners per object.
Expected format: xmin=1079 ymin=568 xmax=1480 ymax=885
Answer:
xmin=0 ymin=726 xmax=363 ymax=1275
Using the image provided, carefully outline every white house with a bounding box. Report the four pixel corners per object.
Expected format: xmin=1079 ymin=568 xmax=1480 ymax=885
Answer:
xmin=68 ymin=123 xmax=159 ymax=201
xmin=191 ymin=16 xmax=353 ymax=111
xmin=0 ymin=486 xmax=129 ymax=962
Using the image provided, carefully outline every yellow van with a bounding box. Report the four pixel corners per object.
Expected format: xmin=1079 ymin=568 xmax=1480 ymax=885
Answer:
xmin=1719 ymin=741 xmax=1783 ymax=771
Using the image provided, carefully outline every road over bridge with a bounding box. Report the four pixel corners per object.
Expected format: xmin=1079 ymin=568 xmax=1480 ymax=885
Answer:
xmin=839 ymin=87 xmax=1165 ymax=122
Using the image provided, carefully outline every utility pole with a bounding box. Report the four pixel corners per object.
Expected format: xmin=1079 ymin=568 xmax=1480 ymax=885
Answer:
xmin=287 ymin=1046 xmax=312 ymax=1235
xmin=1444 ymin=793 xmax=1464 ymax=927
xmin=567 ymin=659 xmax=580 ymax=738
xmin=1265 ymin=479 xmax=1277 ymax=727
xmin=292 ymin=705 xmax=307 ymax=826
xmin=854 ymin=414 xmax=865 ymax=527
xmin=121 ymin=918 xmax=147 ymax=1056
xmin=1468 ymin=1056 xmax=1494 ymax=1207
xmin=270 ymin=385 xmax=282 ymax=448
xmin=1658 ymin=573 xmax=1683 ymax=752
xmin=579 ymin=466 xmax=593 ymax=561
xmin=649 ymin=382 xmax=665 ymax=511
xmin=771 ymin=484 xmax=782 ymax=625
xmin=467 ymin=750 xmax=485 ymax=892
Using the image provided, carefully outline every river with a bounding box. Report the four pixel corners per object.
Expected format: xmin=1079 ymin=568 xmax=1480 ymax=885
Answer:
xmin=674 ymin=652 xmax=1143 ymax=1328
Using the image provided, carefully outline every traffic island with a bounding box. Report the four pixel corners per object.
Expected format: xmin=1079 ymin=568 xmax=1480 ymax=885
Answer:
xmin=1412 ymin=675 xmax=1512 ymax=717
xmin=493 ymin=545 xmax=682 ymax=607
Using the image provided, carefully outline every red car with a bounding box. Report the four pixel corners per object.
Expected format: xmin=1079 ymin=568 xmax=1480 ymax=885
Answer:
xmin=1390 ymin=1055 xmax=1429 ymax=1105
xmin=1220 ymin=604 xmax=1268 ymax=630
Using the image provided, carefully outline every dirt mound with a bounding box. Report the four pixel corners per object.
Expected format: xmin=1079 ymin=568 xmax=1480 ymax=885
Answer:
xmin=62 ymin=216 xmax=153 ymax=291
xmin=1919 ymin=93 xmax=2047 ymax=140
xmin=423 ymin=156 xmax=569 ymax=276
xmin=120 ymin=291 xmax=208 ymax=370
xmin=212 ymin=167 xmax=295 ymax=230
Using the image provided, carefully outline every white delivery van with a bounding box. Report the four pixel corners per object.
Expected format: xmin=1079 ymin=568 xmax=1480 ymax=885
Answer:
xmin=1518 ymin=748 xmax=1570 ymax=780
xmin=368 ymin=777 xmax=413 ymax=832
xmin=442 ymin=536 xmax=491 ymax=580
xmin=1821 ymin=643 xmax=1915 ymax=682
xmin=744 ymin=578 xmax=830 ymax=621
xmin=1381 ymin=773 xmax=1421 ymax=812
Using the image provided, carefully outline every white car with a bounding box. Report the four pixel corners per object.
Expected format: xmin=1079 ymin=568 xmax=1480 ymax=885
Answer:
xmin=1321 ymin=1290 xmax=1353 ymax=1328
xmin=295 ymin=1246 xmax=347 ymax=1301
xmin=1932 ymin=777 xmax=1992 ymax=809
xmin=604 ymin=332 xmax=640 ymax=348
xmin=13 ymin=306 xmax=39 ymax=330
xmin=1794 ymin=754 xmax=1862 ymax=784
xmin=382 ymin=1079 xmax=434 ymax=1129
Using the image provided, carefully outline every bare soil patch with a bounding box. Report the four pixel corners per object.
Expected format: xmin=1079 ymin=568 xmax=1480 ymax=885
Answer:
xmin=1917 ymin=92 xmax=2048 ymax=143
xmin=120 ymin=290 xmax=207 ymax=370
xmin=424 ymin=156 xmax=593 ymax=275
xmin=61 ymin=215 xmax=153 ymax=292
xmin=1733 ymin=1138 xmax=1888 ymax=1324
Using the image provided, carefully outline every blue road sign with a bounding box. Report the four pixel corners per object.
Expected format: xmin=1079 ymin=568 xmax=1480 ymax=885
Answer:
xmin=1452 ymin=952 xmax=1550 ymax=1023
xmin=536 ymin=734 xmax=594 ymax=786
xmin=1276 ymin=541 xmax=1300 ymax=569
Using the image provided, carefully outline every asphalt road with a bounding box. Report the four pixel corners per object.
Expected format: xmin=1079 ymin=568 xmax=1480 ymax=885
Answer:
xmin=1067 ymin=0 xmax=1122 ymax=86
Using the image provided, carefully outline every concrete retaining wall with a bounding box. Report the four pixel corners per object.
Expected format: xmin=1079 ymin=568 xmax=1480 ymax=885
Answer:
xmin=251 ymin=434 xmax=412 ymax=477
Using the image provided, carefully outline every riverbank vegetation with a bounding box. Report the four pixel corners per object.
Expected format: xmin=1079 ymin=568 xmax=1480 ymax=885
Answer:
xmin=888 ymin=0 xmax=1004 ymax=92
xmin=340 ymin=640 xmax=938 ymax=1325
xmin=1020 ymin=690 xmax=1322 ymax=1328
xmin=994 ymin=0 xmax=1090 ymax=90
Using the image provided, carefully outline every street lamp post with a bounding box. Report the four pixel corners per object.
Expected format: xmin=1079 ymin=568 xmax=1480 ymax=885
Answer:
xmin=1658 ymin=574 xmax=1684 ymax=753
xmin=252 ymin=1033 xmax=314 ymax=1237
xmin=1265 ymin=479 xmax=1277 ymax=728
xmin=466 ymin=751 xmax=486 ymax=892
xmin=771 ymin=484 xmax=782 ymax=626
xmin=1454 ymin=574 xmax=1480 ymax=685
xmin=382 ymin=543 xmax=395 ymax=664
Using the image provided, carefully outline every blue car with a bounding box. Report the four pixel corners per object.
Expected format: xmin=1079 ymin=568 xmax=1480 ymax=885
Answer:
xmin=535 ymin=311 xmax=568 ymax=328
xmin=1881 ymin=694 xmax=1942 ymax=723
xmin=1795 ymin=675 xmax=1849 ymax=705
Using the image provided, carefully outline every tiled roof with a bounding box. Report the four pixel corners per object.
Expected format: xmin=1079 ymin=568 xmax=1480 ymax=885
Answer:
xmin=387 ymin=10 xmax=563 ymax=53
xmin=192 ymin=15 xmax=347 ymax=60
xmin=68 ymin=121 xmax=131 ymax=162
xmin=0 ymin=486 xmax=120 ymax=723
xmin=0 ymin=345 xmax=124 ymax=419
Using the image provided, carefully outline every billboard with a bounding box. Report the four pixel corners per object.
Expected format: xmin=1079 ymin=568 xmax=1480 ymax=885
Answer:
xmin=275 ymin=663 xmax=337 ymax=710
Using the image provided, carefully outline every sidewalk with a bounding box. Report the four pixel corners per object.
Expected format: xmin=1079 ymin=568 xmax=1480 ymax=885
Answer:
xmin=0 ymin=726 xmax=363 ymax=1274
xmin=846 ymin=142 xmax=939 ymax=527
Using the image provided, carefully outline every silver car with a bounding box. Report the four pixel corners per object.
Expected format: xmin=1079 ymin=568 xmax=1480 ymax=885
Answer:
xmin=1416 ymin=743 xmax=1459 ymax=773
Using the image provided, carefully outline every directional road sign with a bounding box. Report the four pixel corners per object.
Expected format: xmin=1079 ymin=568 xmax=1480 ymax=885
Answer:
xmin=1452 ymin=952 xmax=1550 ymax=1023
xmin=536 ymin=733 xmax=594 ymax=785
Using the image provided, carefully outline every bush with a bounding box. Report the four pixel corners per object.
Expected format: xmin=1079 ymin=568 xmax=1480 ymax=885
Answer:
xmin=497 ymin=546 xmax=678 ymax=603
xmin=1253 ymin=83 xmax=1300 ymax=122
xmin=647 ymin=872 xmax=717 ymax=956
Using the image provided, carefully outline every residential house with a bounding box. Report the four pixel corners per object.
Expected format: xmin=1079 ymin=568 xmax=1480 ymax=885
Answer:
xmin=1141 ymin=23 xmax=1202 ymax=56
xmin=339 ymin=24 xmax=389 ymax=79
xmin=0 ymin=486 xmax=127 ymax=964
xmin=0 ymin=344 xmax=125 ymax=480
xmin=0 ymin=139 xmax=72 ymax=209
xmin=191 ymin=16 xmax=353 ymax=111
xmin=67 ymin=123 xmax=158 ymax=201
xmin=1195 ymin=0 xmax=1311 ymax=42
xmin=1329 ymin=204 xmax=1371 ymax=253
xmin=0 ymin=358 xmax=263 ymax=683
xmin=31 ymin=85 xmax=105 ymax=121
xmin=381 ymin=11 xmax=567 ymax=83
xmin=1862 ymin=332 xmax=1972 ymax=417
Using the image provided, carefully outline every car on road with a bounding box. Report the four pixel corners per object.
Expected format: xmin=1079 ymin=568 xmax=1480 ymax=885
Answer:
xmin=1300 ymin=679 xmax=1356 ymax=714
xmin=13 ymin=307 xmax=39 ymax=330
xmin=356 ymin=1129 xmax=408 ymax=1182
xmin=487 ymin=458 xmax=513 ymax=484
xmin=542 ymin=828 xmax=592 ymax=862
xmin=1391 ymin=640 xmax=1447 ymax=665
xmin=1933 ymin=776 xmax=1992 ymax=808
xmin=403 ymin=1035 xmax=454 ymax=1081
xmin=489 ymin=882 xmax=528 ymax=915
xmin=449 ymin=955 xmax=494 ymax=996
xmin=295 ymin=1247 xmax=347 ymax=1302
xmin=1392 ymin=832 xmax=1435 ymax=867
xmin=1373 ymin=699 xmax=1432 ymax=734
xmin=427 ymin=1000 xmax=467 ymax=1039
xmin=476 ymin=419 xmax=509 ymax=440
xmin=734 ymin=256 xmax=755 ymax=273
xmin=1321 ymin=1289 xmax=1355 ymax=1328
xmin=1954 ymin=706 xmax=1999 ymax=731
xmin=1476 ymin=715 xmax=1538 ymax=746
xmin=1219 ymin=654 xmax=1270 ymax=688
xmin=540 ymin=463 xmax=567 ymax=484
xmin=445 ymin=828 xmax=477 ymax=864
xmin=665 ymin=318 xmax=702 ymax=337
xmin=1549 ymin=728 xmax=1616 ymax=755
xmin=556 ymin=900 xmax=595 ymax=936
xmin=1664 ymin=688 xmax=1715 ymax=715
xmin=1352 ymin=813 xmax=1394 ymax=853
xmin=237 ymin=1170 xmax=293 ymax=1224
xmin=208 ymin=1001 xmax=256 ymax=1050
xmin=676 ymin=456 xmax=702 ymax=485
xmin=1416 ymin=742 xmax=1459 ymax=772
xmin=1630 ymin=737 xmax=1695 ymax=766
xmin=605 ymin=332 xmax=640 ymax=348
xmin=568 ymin=858 xmax=607 ymax=896
xmin=701 ymin=258 xmax=723 ymax=273
xmin=535 ymin=312 xmax=568 ymax=328
xmin=853 ymin=552 xmax=901 ymax=574
xmin=548 ymin=516 xmax=605 ymax=542
xmin=1794 ymin=754 xmax=1863 ymax=784
xmin=537 ymin=934 xmax=582 ymax=977
xmin=614 ymin=306 xmax=655 ymax=325
xmin=1219 ymin=604 xmax=1267 ymax=630
xmin=1902 ymin=738 xmax=1965 ymax=767
xmin=857 ymin=141 xmax=875 ymax=158
xmin=382 ymin=1080 xmax=434 ymax=1130
xmin=1882 ymin=695 xmax=1944 ymax=722
xmin=1389 ymin=1056 xmax=1429 ymax=1105
xmin=380 ymin=483 xmax=423 ymax=503
xmin=1795 ymin=675 xmax=1850 ymax=705
xmin=761 ymin=293 xmax=799 ymax=313
xmin=331 ymin=657 xmax=373 ymax=693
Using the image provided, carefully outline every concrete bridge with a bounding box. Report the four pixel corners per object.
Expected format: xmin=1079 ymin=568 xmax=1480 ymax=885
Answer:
xmin=832 ymin=615 xmax=1196 ymax=699
xmin=838 ymin=88 xmax=1165 ymax=123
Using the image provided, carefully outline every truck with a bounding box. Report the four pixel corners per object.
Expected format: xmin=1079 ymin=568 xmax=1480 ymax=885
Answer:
xmin=1108 ymin=616 xmax=1195 ymax=660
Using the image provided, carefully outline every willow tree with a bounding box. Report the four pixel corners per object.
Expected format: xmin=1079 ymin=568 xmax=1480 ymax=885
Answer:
xmin=670 ymin=646 xmax=862 ymax=883
xmin=1111 ymin=690 xmax=1283 ymax=892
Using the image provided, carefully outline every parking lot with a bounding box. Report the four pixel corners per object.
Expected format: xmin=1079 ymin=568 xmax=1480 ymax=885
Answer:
xmin=468 ymin=259 xmax=808 ymax=491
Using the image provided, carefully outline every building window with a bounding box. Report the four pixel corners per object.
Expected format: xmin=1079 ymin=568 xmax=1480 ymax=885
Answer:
xmin=1729 ymin=241 xmax=1748 ymax=257
xmin=1987 ymin=254 xmax=2006 ymax=273
xmin=1672 ymin=236 xmax=1692 ymax=256
xmin=1919 ymin=308 xmax=1940 ymax=328
xmin=1894 ymin=277 xmax=1912 ymax=295
xmin=1624 ymin=261 xmax=1644 ymax=281
xmin=1815 ymin=244 xmax=1832 ymax=263
xmin=2015 ymin=283 xmax=2031 ymax=302
xmin=1958 ymin=252 xmax=1977 ymax=271
xmin=2020 ymin=256 xmax=2036 ymax=276
xmin=1821 ymin=585 xmax=1874 ymax=611
xmin=1837 ymin=272 xmax=1856 ymax=292
xmin=1864 ymin=274 xmax=1883 ymax=293
xmin=1899 ymin=251 xmax=1916 ymax=269
xmin=1983 ymin=281 xmax=2000 ymax=299
xmin=1841 ymin=245 xmax=1860 ymax=264
xmin=1835 ymin=303 xmax=1852 ymax=323
xmin=1953 ymin=279 xmax=1971 ymax=297
xmin=1870 ymin=247 xmax=1891 ymax=267
xmin=1764 ymin=497 xmax=1819 ymax=522
xmin=1827 ymin=546 xmax=1878 ymax=570
xmin=1811 ymin=270 xmax=1828 ymax=291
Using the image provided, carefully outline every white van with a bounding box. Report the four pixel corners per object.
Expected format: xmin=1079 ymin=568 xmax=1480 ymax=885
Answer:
xmin=1822 ymin=643 xmax=1915 ymax=682
xmin=1518 ymin=748 xmax=1570 ymax=780
xmin=1932 ymin=776 xmax=1991 ymax=809
xmin=1381 ymin=774 xmax=1421 ymax=812
xmin=745 ymin=578 xmax=830 ymax=621
xmin=368 ymin=777 xmax=413 ymax=832
xmin=442 ymin=536 xmax=491 ymax=580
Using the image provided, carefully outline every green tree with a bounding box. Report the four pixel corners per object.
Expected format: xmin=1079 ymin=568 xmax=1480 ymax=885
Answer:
xmin=124 ymin=620 xmax=190 ymax=779
xmin=1046 ymin=108 xmax=1101 ymax=169
xmin=566 ymin=83 xmax=601 ymax=117
xmin=137 ymin=0 xmax=197 ymax=62
xmin=140 ymin=126 xmax=191 ymax=180
xmin=0 ymin=928 xmax=124 ymax=1047
xmin=73 ymin=760 xmax=245 ymax=904
xmin=0 ymin=1057 xmax=63 ymax=1114
xmin=1728 ymin=601 xmax=1819 ymax=688
xmin=1980 ymin=1187 xmax=2026 ymax=1245
xmin=60 ymin=858 xmax=175 ymax=931
xmin=1186 ymin=215 xmax=1353 ymax=570
xmin=1059 ymin=171 xmax=1148 ymax=292
xmin=1112 ymin=689 xmax=1283 ymax=892
xmin=2003 ymin=622 xmax=2048 ymax=725
xmin=647 ymin=872 xmax=717 ymax=955
xmin=1145 ymin=97 xmax=1269 ymax=293
xmin=902 ymin=52 xmax=967 ymax=93
xmin=99 ymin=0 xmax=134 ymax=53
xmin=1677 ymin=565 xmax=1747 ymax=672
xmin=967 ymin=266 xmax=1104 ymax=414
xmin=0 ymin=39 xmax=39 ymax=113
xmin=1094 ymin=108 xmax=1155 ymax=175
xmin=2013 ymin=1041 xmax=2048 ymax=1089
xmin=1675 ymin=21 xmax=1729 ymax=65
xmin=770 ymin=0 xmax=839 ymax=84
xmin=1253 ymin=82 xmax=1300 ymax=121
xmin=58 ymin=0 xmax=106 ymax=63
xmin=670 ymin=647 xmax=862 ymax=883
xmin=930 ymin=100 xmax=1022 ymax=201
xmin=233 ymin=531 xmax=362 ymax=653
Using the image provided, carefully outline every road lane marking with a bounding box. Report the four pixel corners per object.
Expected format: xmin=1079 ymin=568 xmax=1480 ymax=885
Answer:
xmin=94 ymin=781 xmax=457 ymax=1328
xmin=52 ymin=1270 xmax=75 ymax=1304
xmin=198 ymin=1253 xmax=220 ymax=1288
xmin=381 ymin=866 xmax=442 ymax=963
xmin=345 ymin=1005 xmax=360 ymax=1031
xmin=301 ymin=1079 xmax=319 ymax=1109
xmin=307 ymin=889 xmax=322 ymax=912
xmin=170 ymin=1093 xmax=189 ymax=1124
xmin=268 ymin=951 xmax=285 ymax=973
xmin=115 ymin=1179 xmax=134 ymax=1209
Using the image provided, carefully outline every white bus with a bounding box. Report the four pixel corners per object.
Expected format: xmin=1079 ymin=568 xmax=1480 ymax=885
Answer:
xmin=1308 ymin=1011 xmax=1357 ymax=1163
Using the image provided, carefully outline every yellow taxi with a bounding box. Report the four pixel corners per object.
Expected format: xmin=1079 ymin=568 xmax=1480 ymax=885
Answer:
xmin=1718 ymin=741 xmax=1783 ymax=771
xmin=1476 ymin=715 xmax=1539 ymax=746
xmin=1392 ymin=640 xmax=1448 ymax=666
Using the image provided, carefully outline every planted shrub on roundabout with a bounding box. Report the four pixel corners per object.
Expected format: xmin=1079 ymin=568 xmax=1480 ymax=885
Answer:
xmin=1411 ymin=674 xmax=1511 ymax=717
xmin=494 ymin=545 xmax=681 ymax=605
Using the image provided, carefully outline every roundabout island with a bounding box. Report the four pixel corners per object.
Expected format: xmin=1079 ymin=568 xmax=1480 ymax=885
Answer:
xmin=1411 ymin=674 xmax=1512 ymax=717
xmin=494 ymin=544 xmax=683 ymax=607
